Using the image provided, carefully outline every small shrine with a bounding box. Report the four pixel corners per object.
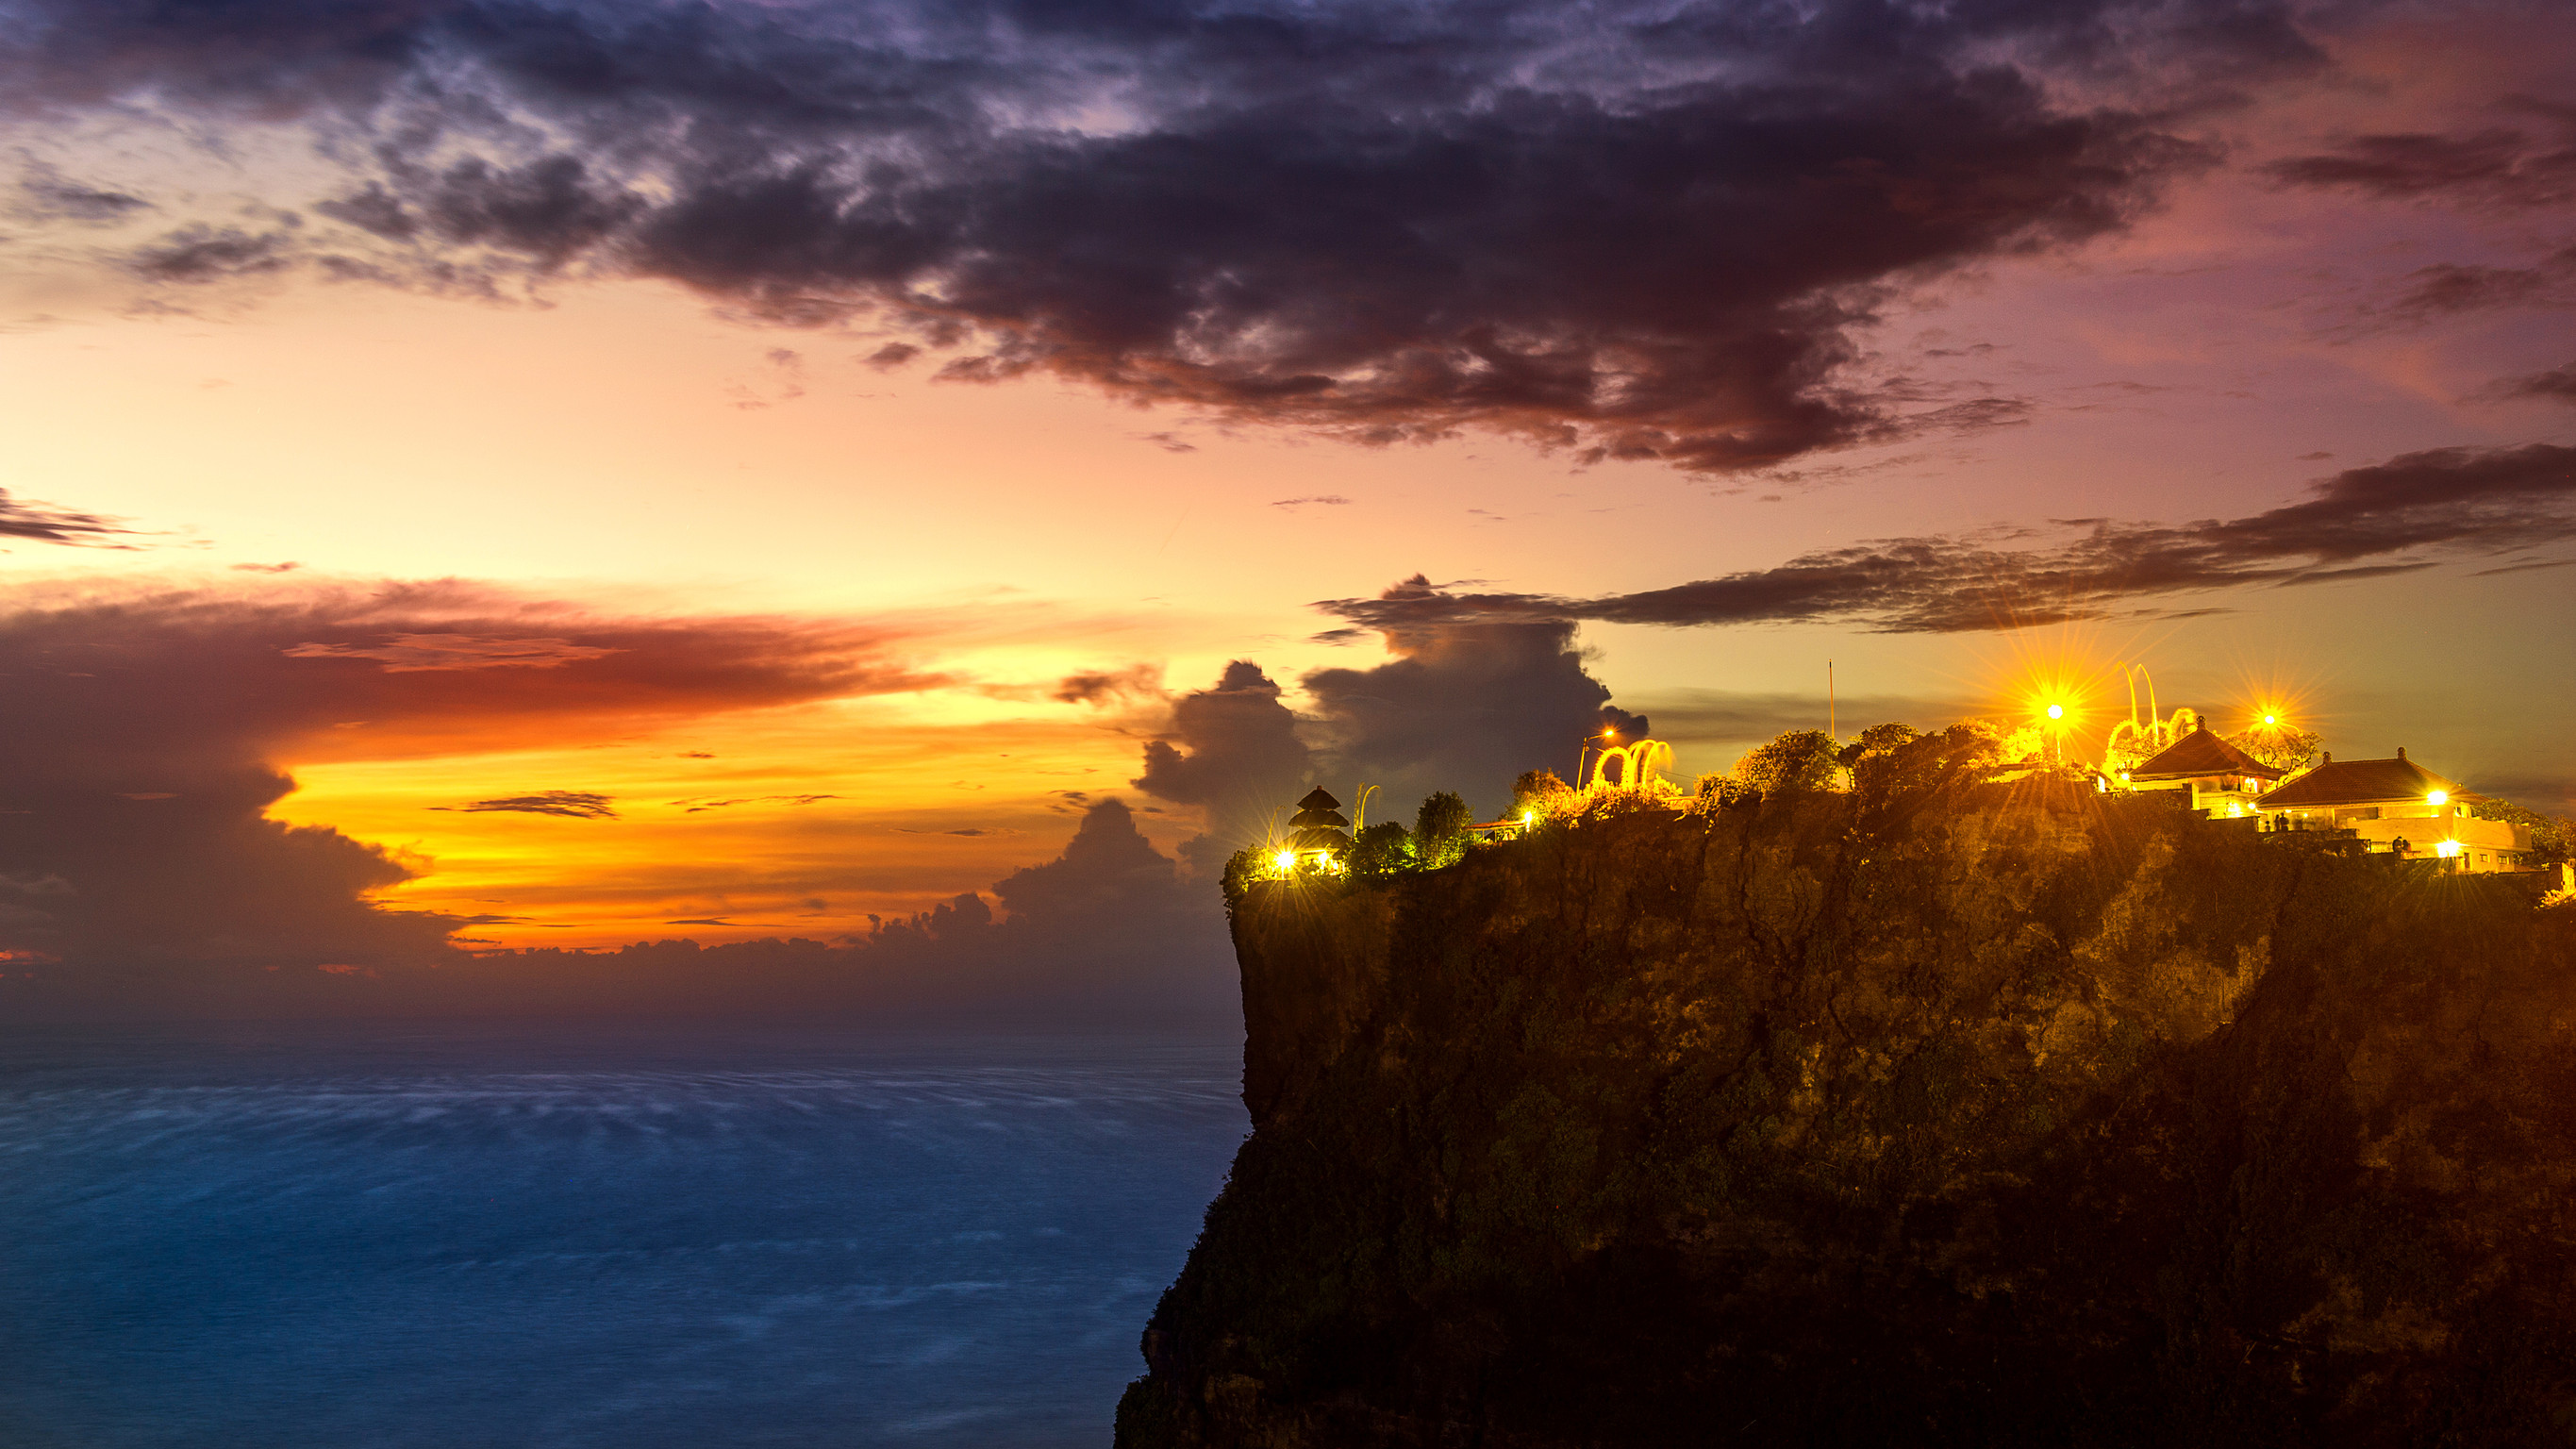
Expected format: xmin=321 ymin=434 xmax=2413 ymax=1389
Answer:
xmin=1288 ymin=787 xmax=1351 ymax=861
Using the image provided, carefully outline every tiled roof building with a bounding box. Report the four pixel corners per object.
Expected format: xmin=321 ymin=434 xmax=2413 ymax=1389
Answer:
xmin=2119 ymin=720 xmax=2282 ymax=818
xmin=2252 ymin=748 xmax=2530 ymax=873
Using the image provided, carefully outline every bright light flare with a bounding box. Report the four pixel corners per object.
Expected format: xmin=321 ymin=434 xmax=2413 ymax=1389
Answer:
xmin=2428 ymin=791 xmax=2449 ymax=808
xmin=1271 ymin=850 xmax=1297 ymax=873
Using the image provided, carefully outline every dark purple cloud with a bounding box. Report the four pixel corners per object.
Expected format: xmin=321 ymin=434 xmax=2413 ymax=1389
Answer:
xmin=438 ymin=791 xmax=618 ymax=819
xmin=0 ymin=488 xmax=140 ymax=547
xmin=13 ymin=162 xmax=150 ymax=221
xmin=1 ymin=0 xmax=2324 ymax=472
xmin=1319 ymin=443 xmax=2576 ymax=635
xmin=2496 ymin=359 xmax=2576 ymax=404
xmin=2263 ymin=112 xmax=2576 ymax=208
xmin=126 ymin=224 xmax=297 ymax=282
xmin=2370 ymin=245 xmax=2576 ymax=326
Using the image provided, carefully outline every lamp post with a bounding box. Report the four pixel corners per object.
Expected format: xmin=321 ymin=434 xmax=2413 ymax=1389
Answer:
xmin=1576 ymin=724 xmax=1619 ymax=793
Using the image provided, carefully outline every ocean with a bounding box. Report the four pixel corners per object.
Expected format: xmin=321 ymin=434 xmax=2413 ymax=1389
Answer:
xmin=0 ymin=1019 xmax=1248 ymax=1448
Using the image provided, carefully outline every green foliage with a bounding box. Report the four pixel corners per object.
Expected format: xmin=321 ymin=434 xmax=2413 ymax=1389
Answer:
xmin=2471 ymin=797 xmax=2576 ymax=867
xmin=1414 ymin=791 xmax=1471 ymax=868
xmin=2227 ymin=723 xmax=2323 ymax=773
xmin=1349 ymin=820 xmax=1415 ymax=875
xmin=1691 ymin=774 xmax=1753 ymax=813
xmin=1836 ymin=721 xmax=1920 ymax=767
xmin=1858 ymin=720 xmax=1920 ymax=756
xmin=1220 ymin=844 xmax=1267 ymax=907
xmin=1851 ymin=719 xmax=2017 ymax=803
xmin=1730 ymin=728 xmax=1840 ymax=795
xmin=1513 ymin=769 xmax=1573 ymax=814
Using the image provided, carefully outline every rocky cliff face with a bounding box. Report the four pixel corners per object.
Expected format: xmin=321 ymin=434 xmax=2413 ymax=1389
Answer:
xmin=1116 ymin=773 xmax=2576 ymax=1447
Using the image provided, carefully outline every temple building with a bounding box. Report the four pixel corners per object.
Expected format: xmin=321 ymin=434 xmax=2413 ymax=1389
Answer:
xmin=2117 ymin=721 xmax=2284 ymax=818
xmin=2252 ymin=748 xmax=2531 ymax=873
xmin=1288 ymin=787 xmax=1351 ymax=862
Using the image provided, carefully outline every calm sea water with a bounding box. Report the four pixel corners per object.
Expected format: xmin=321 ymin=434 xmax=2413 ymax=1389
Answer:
xmin=0 ymin=1020 xmax=1248 ymax=1449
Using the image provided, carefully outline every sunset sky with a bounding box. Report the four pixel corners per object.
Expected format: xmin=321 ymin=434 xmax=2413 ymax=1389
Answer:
xmin=1 ymin=0 xmax=2569 ymax=994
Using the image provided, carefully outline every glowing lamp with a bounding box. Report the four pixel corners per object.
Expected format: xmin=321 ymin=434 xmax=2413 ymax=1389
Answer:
xmin=2428 ymin=791 xmax=2449 ymax=808
xmin=1272 ymin=850 xmax=1296 ymax=873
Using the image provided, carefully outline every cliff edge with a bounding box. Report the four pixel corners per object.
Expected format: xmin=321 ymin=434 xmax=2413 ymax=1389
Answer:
xmin=1117 ymin=772 xmax=2576 ymax=1447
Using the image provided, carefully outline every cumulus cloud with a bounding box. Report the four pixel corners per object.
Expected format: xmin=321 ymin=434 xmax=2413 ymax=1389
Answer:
xmin=0 ymin=0 xmax=2324 ymax=473
xmin=1318 ymin=444 xmax=2576 ymax=636
xmin=0 ymin=581 xmax=930 ymax=983
xmin=1 ymin=798 xmax=1237 ymax=1029
xmin=1303 ymin=577 xmax=1645 ymax=814
xmin=1131 ymin=660 xmax=1311 ymax=846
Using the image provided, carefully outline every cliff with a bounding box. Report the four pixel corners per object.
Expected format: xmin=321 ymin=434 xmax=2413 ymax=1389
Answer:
xmin=1117 ymin=770 xmax=2576 ymax=1447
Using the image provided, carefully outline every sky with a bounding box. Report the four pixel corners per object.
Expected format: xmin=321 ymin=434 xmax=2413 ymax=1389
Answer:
xmin=0 ymin=0 xmax=2569 ymax=1014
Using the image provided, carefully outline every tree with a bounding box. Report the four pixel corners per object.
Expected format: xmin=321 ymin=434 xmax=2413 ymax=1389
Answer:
xmin=1415 ymin=791 xmax=1472 ymax=868
xmin=1514 ymin=769 xmax=1574 ymax=817
xmin=2227 ymin=723 xmax=2324 ymax=774
xmin=1731 ymin=729 xmax=1840 ymax=795
xmin=1350 ymin=820 xmax=1415 ymax=875
xmin=1836 ymin=722 xmax=1919 ymax=767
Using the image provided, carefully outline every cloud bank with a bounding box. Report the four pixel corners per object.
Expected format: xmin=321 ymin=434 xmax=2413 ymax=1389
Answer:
xmin=1318 ymin=444 xmax=2576 ymax=635
xmin=0 ymin=581 xmax=926 ymax=980
xmin=1 ymin=0 xmax=2325 ymax=471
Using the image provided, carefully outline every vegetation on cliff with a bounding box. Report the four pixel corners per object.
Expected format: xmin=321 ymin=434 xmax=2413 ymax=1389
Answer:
xmin=1122 ymin=730 xmax=2576 ymax=1447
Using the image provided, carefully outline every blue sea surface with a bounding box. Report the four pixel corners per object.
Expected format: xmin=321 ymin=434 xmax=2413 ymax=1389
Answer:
xmin=0 ymin=1019 xmax=1248 ymax=1448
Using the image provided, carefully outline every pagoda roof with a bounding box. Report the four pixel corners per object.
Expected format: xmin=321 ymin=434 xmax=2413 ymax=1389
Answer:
xmin=2130 ymin=724 xmax=2281 ymax=782
xmin=2256 ymin=753 xmax=2461 ymax=810
xmin=1296 ymin=787 xmax=1341 ymax=810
